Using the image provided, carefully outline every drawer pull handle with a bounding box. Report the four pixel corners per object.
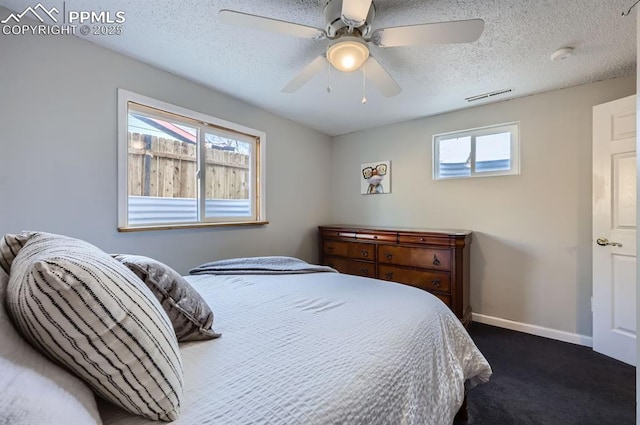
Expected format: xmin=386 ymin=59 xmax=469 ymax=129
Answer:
xmin=373 ymin=235 xmax=378 ymax=239
xmin=327 ymin=246 xmax=335 ymax=253
xmin=361 ymin=250 xmax=369 ymax=257
xmin=385 ymin=272 xmax=394 ymax=279
xmin=361 ymin=269 xmax=369 ymax=275
xmin=420 ymin=237 xmax=426 ymax=242
xmin=432 ymin=255 xmax=441 ymax=266
xmin=432 ymin=280 xmax=442 ymax=288
xmin=385 ymin=253 xmax=393 ymax=260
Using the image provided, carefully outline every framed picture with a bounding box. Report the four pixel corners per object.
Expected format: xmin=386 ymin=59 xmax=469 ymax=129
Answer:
xmin=361 ymin=160 xmax=391 ymax=194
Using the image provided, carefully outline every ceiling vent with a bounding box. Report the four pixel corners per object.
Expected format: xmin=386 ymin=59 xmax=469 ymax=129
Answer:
xmin=465 ymin=88 xmax=512 ymax=103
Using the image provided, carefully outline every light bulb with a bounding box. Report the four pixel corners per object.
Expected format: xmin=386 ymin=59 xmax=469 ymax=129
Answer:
xmin=341 ymin=56 xmax=356 ymax=70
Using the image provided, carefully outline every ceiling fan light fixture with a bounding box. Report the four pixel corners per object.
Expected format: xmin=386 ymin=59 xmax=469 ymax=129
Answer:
xmin=326 ymin=36 xmax=369 ymax=72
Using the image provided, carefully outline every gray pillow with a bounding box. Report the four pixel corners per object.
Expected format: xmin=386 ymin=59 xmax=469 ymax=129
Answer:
xmin=112 ymin=254 xmax=220 ymax=342
xmin=5 ymin=232 xmax=184 ymax=421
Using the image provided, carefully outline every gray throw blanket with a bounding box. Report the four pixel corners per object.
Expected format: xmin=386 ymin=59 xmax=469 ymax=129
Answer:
xmin=189 ymin=256 xmax=338 ymax=275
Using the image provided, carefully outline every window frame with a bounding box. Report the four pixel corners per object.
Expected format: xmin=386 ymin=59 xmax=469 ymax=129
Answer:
xmin=432 ymin=122 xmax=520 ymax=180
xmin=117 ymin=89 xmax=267 ymax=231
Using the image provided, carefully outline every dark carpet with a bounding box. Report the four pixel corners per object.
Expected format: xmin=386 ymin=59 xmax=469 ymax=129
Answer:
xmin=455 ymin=323 xmax=636 ymax=425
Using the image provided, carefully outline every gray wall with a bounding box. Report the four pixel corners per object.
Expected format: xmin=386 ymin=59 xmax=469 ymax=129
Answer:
xmin=330 ymin=75 xmax=636 ymax=338
xmin=0 ymin=10 xmax=333 ymax=274
xmin=636 ymin=14 xmax=639 ymax=423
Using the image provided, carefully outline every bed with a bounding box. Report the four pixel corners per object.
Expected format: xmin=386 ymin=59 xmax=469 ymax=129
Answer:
xmin=100 ymin=265 xmax=491 ymax=424
xmin=0 ymin=233 xmax=491 ymax=425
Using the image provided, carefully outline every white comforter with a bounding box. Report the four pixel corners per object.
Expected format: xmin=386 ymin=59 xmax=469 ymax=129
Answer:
xmin=100 ymin=272 xmax=491 ymax=425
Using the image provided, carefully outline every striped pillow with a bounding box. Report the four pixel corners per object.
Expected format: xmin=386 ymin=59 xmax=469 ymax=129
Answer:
xmin=5 ymin=232 xmax=184 ymax=421
xmin=112 ymin=254 xmax=220 ymax=341
xmin=1 ymin=267 xmax=102 ymax=425
xmin=0 ymin=231 xmax=31 ymax=274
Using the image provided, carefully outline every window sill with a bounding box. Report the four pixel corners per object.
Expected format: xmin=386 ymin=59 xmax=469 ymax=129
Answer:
xmin=118 ymin=221 xmax=269 ymax=232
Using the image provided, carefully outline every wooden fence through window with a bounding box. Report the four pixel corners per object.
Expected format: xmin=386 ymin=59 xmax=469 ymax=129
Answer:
xmin=127 ymin=133 xmax=250 ymax=200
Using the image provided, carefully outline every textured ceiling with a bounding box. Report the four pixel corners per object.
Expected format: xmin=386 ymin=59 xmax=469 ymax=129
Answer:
xmin=1 ymin=0 xmax=636 ymax=136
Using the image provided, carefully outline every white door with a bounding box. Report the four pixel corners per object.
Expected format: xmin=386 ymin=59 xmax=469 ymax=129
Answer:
xmin=592 ymin=94 xmax=636 ymax=366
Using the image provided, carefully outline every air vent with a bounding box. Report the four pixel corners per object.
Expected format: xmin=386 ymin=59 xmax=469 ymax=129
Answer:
xmin=465 ymin=89 xmax=512 ymax=103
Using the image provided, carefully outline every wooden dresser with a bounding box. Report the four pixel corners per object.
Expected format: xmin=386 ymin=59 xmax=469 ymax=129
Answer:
xmin=318 ymin=225 xmax=472 ymax=326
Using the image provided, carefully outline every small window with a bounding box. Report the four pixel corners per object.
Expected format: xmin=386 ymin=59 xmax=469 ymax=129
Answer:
xmin=433 ymin=122 xmax=520 ymax=180
xmin=117 ymin=89 xmax=266 ymax=231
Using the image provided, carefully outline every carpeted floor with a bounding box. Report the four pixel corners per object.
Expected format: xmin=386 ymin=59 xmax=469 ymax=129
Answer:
xmin=455 ymin=323 xmax=636 ymax=425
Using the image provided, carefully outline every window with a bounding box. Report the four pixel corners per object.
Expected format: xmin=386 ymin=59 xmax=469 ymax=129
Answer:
xmin=433 ymin=122 xmax=520 ymax=180
xmin=117 ymin=89 xmax=266 ymax=231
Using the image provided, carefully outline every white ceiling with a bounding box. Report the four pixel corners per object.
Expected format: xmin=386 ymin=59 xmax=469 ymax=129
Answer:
xmin=1 ymin=0 xmax=636 ymax=136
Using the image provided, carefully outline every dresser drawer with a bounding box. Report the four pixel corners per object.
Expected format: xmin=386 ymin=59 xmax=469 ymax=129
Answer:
xmin=378 ymin=265 xmax=451 ymax=293
xmin=398 ymin=234 xmax=442 ymax=245
xmin=323 ymin=240 xmax=349 ymax=257
xmin=322 ymin=228 xmax=357 ymax=239
xmin=356 ymin=231 xmax=397 ymax=243
xmin=348 ymin=243 xmax=375 ymax=261
xmin=348 ymin=260 xmax=375 ymax=278
xmin=378 ymin=245 xmax=451 ymax=271
xmin=322 ymin=256 xmax=349 ymax=273
xmin=432 ymin=293 xmax=451 ymax=307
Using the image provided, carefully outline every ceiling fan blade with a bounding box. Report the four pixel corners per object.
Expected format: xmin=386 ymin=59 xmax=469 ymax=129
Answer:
xmin=282 ymin=56 xmax=328 ymax=93
xmin=361 ymin=56 xmax=401 ymax=97
xmin=341 ymin=0 xmax=373 ymax=27
xmin=371 ymin=19 xmax=484 ymax=47
xmin=219 ymin=10 xmax=326 ymax=39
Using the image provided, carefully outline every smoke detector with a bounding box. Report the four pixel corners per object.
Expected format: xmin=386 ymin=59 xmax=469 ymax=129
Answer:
xmin=550 ymin=47 xmax=574 ymax=61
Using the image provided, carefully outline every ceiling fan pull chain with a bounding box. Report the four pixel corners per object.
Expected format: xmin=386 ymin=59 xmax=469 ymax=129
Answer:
xmin=327 ymin=62 xmax=332 ymax=93
xmin=361 ymin=63 xmax=367 ymax=104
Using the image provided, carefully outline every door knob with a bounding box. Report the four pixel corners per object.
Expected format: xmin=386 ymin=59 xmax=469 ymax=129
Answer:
xmin=596 ymin=237 xmax=623 ymax=248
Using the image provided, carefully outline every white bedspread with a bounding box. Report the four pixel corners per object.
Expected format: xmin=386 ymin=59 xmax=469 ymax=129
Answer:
xmin=99 ymin=272 xmax=491 ymax=425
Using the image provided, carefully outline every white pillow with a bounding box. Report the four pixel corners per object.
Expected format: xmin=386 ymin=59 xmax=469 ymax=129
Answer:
xmin=4 ymin=232 xmax=184 ymax=421
xmin=0 ymin=267 xmax=102 ymax=425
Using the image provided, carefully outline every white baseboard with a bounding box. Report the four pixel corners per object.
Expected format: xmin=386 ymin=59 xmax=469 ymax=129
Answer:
xmin=472 ymin=313 xmax=593 ymax=347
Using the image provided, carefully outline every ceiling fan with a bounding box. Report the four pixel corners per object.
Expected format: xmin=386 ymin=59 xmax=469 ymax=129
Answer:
xmin=219 ymin=0 xmax=484 ymax=98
